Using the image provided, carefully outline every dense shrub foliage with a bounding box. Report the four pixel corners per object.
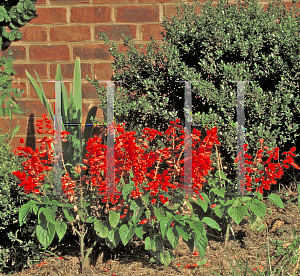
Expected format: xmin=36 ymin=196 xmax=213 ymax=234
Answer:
xmin=0 ymin=134 xmax=49 ymax=274
xmin=87 ymin=0 xmax=300 ymax=186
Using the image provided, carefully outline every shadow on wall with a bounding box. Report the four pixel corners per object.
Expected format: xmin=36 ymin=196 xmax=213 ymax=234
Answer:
xmin=23 ymin=114 xmax=108 ymax=165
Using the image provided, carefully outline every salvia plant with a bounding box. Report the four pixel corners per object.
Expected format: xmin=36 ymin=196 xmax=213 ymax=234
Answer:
xmin=87 ymin=0 xmax=300 ymax=188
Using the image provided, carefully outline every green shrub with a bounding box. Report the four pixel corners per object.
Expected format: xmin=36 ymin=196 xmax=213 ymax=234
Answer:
xmin=0 ymin=133 xmax=50 ymax=274
xmin=87 ymin=0 xmax=300 ymax=188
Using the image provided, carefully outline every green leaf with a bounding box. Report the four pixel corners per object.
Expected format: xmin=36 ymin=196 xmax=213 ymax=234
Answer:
xmin=268 ymin=193 xmax=284 ymax=208
xmin=36 ymin=220 xmax=56 ymax=249
xmin=193 ymin=192 xmax=209 ymax=212
xmin=109 ymin=210 xmax=120 ymax=228
xmin=42 ymin=205 xmax=57 ymax=224
xmin=86 ymin=216 xmax=96 ymax=223
xmin=145 ymin=236 xmax=154 ymax=250
xmin=135 ymin=226 xmax=143 ymax=240
xmin=54 ymin=220 xmax=67 ymax=242
xmin=167 ymin=227 xmax=179 ymax=249
xmin=201 ymin=217 xmax=221 ymax=231
xmin=175 ymin=225 xmax=189 ymax=241
xmin=132 ymin=208 xmax=143 ymax=224
xmin=19 ymin=201 xmax=35 ymax=227
xmin=159 ymin=218 xmax=171 ymax=239
xmin=119 ymin=224 xmax=131 ymax=246
xmin=228 ymin=205 xmax=248 ymax=225
xmin=248 ymin=199 xmax=267 ymax=218
xmin=62 ymin=208 xmax=74 ymax=223
xmin=194 ymin=234 xmax=208 ymax=259
xmin=94 ymin=221 xmax=108 ymax=238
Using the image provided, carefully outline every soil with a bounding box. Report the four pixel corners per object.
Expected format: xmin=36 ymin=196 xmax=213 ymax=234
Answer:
xmin=2 ymin=179 xmax=300 ymax=276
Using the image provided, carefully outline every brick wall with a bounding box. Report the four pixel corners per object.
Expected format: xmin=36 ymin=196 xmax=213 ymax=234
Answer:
xmin=0 ymin=0 xmax=298 ymax=155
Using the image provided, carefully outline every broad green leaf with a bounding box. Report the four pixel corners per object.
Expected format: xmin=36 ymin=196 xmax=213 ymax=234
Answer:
xmin=268 ymin=193 xmax=284 ymax=208
xmin=175 ymin=225 xmax=189 ymax=241
xmin=201 ymin=217 xmax=221 ymax=231
xmin=119 ymin=224 xmax=130 ymax=246
xmin=19 ymin=201 xmax=35 ymax=227
xmin=167 ymin=227 xmax=179 ymax=249
xmin=145 ymin=236 xmax=154 ymax=250
xmin=248 ymin=199 xmax=267 ymax=218
xmin=194 ymin=235 xmax=208 ymax=259
xmin=54 ymin=220 xmax=67 ymax=242
xmin=213 ymin=204 xmax=225 ymax=218
xmin=62 ymin=208 xmax=74 ymax=223
xmin=159 ymin=218 xmax=171 ymax=239
xmin=109 ymin=210 xmax=120 ymax=228
xmin=228 ymin=205 xmax=248 ymax=225
xmin=94 ymin=221 xmax=108 ymax=238
xmin=86 ymin=216 xmax=96 ymax=223
xmin=132 ymin=208 xmax=143 ymax=224
xmin=36 ymin=221 xmax=56 ymax=249
xmin=41 ymin=206 xmax=57 ymax=224
xmin=135 ymin=226 xmax=143 ymax=240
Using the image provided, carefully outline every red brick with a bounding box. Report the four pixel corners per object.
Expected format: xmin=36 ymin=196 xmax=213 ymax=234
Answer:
xmin=93 ymin=63 xmax=114 ymax=81
xmin=28 ymin=81 xmax=72 ymax=100
xmin=50 ymin=0 xmax=89 ymax=4
xmin=19 ymin=26 xmax=47 ymax=42
xmin=29 ymin=45 xmax=70 ymax=61
xmin=263 ymin=1 xmax=300 ymax=12
xmin=139 ymin=0 xmax=194 ymax=3
xmin=17 ymin=99 xmax=52 ymax=118
xmin=50 ymin=26 xmax=91 ymax=42
xmin=11 ymin=81 xmax=27 ymax=98
xmin=164 ymin=3 xmax=202 ymax=20
xmin=73 ymin=44 xmax=113 ymax=60
xmin=0 ymin=117 xmax=33 ymax=136
xmin=81 ymin=81 xmax=104 ymax=99
xmin=50 ymin=62 xmax=91 ymax=80
xmin=95 ymin=25 xmax=137 ymax=41
xmin=29 ymin=8 xmax=67 ymax=24
xmin=0 ymin=45 xmax=26 ymax=60
xmin=141 ymin=24 xmax=165 ymax=40
xmin=70 ymin=6 xmax=111 ymax=23
xmin=12 ymin=63 xmax=47 ymax=79
xmin=36 ymin=0 xmax=46 ymax=4
xmin=116 ymin=5 xmax=159 ymax=23
xmin=94 ymin=0 xmax=135 ymax=3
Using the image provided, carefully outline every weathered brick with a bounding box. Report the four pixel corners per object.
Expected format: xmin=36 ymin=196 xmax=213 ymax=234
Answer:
xmin=81 ymin=81 xmax=103 ymax=99
xmin=0 ymin=45 xmax=26 ymax=60
xmin=50 ymin=0 xmax=89 ymax=4
xmin=29 ymin=45 xmax=70 ymax=61
xmin=11 ymin=81 xmax=27 ymax=98
xmin=95 ymin=25 xmax=137 ymax=41
xmin=141 ymin=24 xmax=165 ymax=40
xmin=36 ymin=0 xmax=46 ymax=4
xmin=50 ymin=26 xmax=91 ymax=42
xmin=28 ymin=81 xmax=72 ymax=100
xmin=73 ymin=44 xmax=113 ymax=60
xmin=19 ymin=26 xmax=47 ymax=42
xmin=12 ymin=63 xmax=47 ymax=79
xmin=70 ymin=6 xmax=111 ymax=23
xmin=116 ymin=5 xmax=159 ymax=23
xmin=18 ymin=99 xmax=51 ymax=118
xmin=50 ymin=62 xmax=91 ymax=80
xmin=93 ymin=63 xmax=114 ymax=81
xmin=139 ymin=0 xmax=194 ymax=3
xmin=94 ymin=0 xmax=135 ymax=3
xmin=29 ymin=8 xmax=67 ymax=24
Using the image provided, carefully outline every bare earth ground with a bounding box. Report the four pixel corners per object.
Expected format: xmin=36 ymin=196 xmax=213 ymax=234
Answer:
xmin=3 ymin=179 xmax=300 ymax=276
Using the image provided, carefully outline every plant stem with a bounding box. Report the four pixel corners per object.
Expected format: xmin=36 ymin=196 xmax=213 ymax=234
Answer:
xmin=224 ymin=220 xmax=230 ymax=250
